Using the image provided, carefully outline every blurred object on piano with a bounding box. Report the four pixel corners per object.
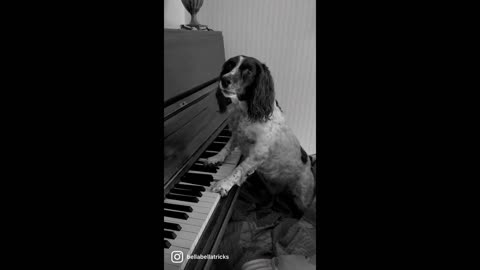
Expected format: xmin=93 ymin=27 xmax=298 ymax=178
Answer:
xmin=180 ymin=0 xmax=213 ymax=31
xmin=180 ymin=25 xmax=213 ymax=31
xmin=164 ymin=29 xmax=242 ymax=270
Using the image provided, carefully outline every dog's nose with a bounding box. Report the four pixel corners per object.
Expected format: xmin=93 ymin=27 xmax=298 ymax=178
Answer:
xmin=221 ymin=76 xmax=232 ymax=88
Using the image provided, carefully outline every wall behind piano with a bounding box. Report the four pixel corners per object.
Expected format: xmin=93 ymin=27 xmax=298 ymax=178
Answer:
xmin=164 ymin=0 xmax=186 ymax=28
xmin=196 ymin=0 xmax=316 ymax=154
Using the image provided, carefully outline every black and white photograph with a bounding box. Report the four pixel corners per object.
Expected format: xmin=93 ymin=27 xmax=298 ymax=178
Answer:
xmin=164 ymin=0 xmax=316 ymax=269
xmin=7 ymin=0 xmax=474 ymax=269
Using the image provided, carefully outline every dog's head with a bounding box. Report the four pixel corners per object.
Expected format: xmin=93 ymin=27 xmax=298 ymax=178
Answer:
xmin=216 ymin=55 xmax=275 ymax=122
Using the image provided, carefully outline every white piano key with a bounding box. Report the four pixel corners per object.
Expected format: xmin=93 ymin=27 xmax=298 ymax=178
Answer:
xmin=197 ymin=148 xmax=241 ymax=166
xmin=164 ymin=199 xmax=212 ymax=214
xmin=164 ymin=209 xmax=208 ymax=220
xmin=224 ymin=155 xmax=241 ymax=165
xmin=163 ymin=219 xmax=201 ymax=233
xmin=163 ymin=180 xmax=221 ymax=270
xmin=164 ymin=216 xmax=204 ymax=227
xmin=185 ymin=211 xmax=208 ymax=220
xmin=167 ymin=237 xmax=193 ymax=249
xmin=193 ymin=162 xmax=210 ymax=167
xmin=214 ymin=164 xmax=237 ymax=179
xmin=187 ymin=170 xmax=213 ymax=176
xmin=168 ymin=190 xmax=217 ymax=203
xmin=163 ymin=142 xmax=238 ymax=270
xmin=164 ymin=254 xmax=183 ymax=267
xmin=178 ymin=180 xmax=220 ymax=190
xmin=171 ymin=192 xmax=217 ymax=203
xmin=174 ymin=230 xmax=197 ymax=241
xmin=164 ymin=198 xmax=212 ymax=209
xmin=177 ymin=182 xmax=219 ymax=199
xmin=178 ymin=181 xmax=211 ymax=188
xmin=198 ymin=194 xmax=218 ymax=203
xmin=189 ymin=164 xmax=236 ymax=180
xmin=224 ymin=148 xmax=242 ymax=163
xmin=163 ymin=262 xmax=181 ymax=270
xmin=200 ymin=191 xmax=219 ymax=199
xmin=168 ymin=193 xmax=215 ymax=204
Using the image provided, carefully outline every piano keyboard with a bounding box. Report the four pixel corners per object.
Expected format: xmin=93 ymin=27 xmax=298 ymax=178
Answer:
xmin=164 ymin=128 xmax=241 ymax=270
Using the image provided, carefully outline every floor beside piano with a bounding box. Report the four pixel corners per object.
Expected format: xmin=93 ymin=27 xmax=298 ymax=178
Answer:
xmin=211 ymin=156 xmax=317 ymax=270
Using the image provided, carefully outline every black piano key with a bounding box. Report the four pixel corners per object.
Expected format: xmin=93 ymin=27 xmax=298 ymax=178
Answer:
xmin=175 ymin=183 xmax=206 ymax=192
xmin=164 ymin=222 xmax=182 ymax=231
xmin=183 ymin=173 xmax=213 ymax=181
xmin=219 ymin=129 xmax=232 ymax=136
xmin=164 ymin=210 xmax=189 ymax=220
xmin=166 ymin=193 xmax=199 ymax=203
xmin=164 ymin=240 xmax=171 ymax=249
xmin=181 ymin=177 xmax=211 ymax=187
xmin=164 ymin=230 xmax=177 ymax=240
xmin=183 ymin=173 xmax=213 ymax=185
xmin=164 ymin=202 xmax=193 ymax=212
xmin=215 ymin=136 xmax=230 ymax=143
xmin=170 ymin=188 xmax=202 ymax=198
xmin=197 ymin=162 xmax=218 ymax=168
xmin=207 ymin=142 xmax=226 ymax=151
xmin=190 ymin=164 xmax=217 ymax=173
xmin=200 ymin=151 xmax=217 ymax=158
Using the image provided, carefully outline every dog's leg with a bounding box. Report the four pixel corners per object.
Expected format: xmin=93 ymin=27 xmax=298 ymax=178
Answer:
xmin=203 ymin=136 xmax=235 ymax=166
xmin=291 ymin=172 xmax=315 ymax=215
xmin=211 ymin=145 xmax=268 ymax=197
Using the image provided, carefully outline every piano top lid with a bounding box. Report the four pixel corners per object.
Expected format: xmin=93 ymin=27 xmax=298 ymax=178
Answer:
xmin=164 ymin=29 xmax=225 ymax=105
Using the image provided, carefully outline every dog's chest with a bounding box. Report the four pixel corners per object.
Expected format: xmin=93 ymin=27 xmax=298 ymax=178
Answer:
xmin=231 ymin=116 xmax=258 ymax=146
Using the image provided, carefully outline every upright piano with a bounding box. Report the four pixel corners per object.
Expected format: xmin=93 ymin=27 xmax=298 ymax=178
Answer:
xmin=163 ymin=29 xmax=241 ymax=270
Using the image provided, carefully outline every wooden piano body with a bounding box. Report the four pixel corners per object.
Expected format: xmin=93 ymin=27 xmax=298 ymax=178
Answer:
xmin=163 ymin=29 xmax=240 ymax=270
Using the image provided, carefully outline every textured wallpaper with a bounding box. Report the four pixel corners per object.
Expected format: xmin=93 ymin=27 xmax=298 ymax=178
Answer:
xmin=196 ymin=0 xmax=316 ymax=154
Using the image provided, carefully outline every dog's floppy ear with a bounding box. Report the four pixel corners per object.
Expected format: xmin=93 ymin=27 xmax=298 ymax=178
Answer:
xmin=247 ymin=63 xmax=275 ymax=122
xmin=216 ymin=87 xmax=231 ymax=113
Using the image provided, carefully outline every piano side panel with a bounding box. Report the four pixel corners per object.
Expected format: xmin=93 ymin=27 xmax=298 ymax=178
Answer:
xmin=163 ymin=90 xmax=228 ymax=186
xmin=164 ymin=30 xmax=226 ymax=105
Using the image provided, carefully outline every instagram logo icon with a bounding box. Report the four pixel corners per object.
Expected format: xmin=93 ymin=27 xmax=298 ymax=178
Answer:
xmin=171 ymin=251 xmax=183 ymax=263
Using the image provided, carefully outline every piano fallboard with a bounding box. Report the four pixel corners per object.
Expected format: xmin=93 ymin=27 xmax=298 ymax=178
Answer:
xmin=164 ymin=85 xmax=228 ymax=192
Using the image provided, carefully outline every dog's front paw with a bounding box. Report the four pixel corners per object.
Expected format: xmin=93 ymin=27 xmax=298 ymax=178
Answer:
xmin=211 ymin=179 xmax=234 ymax=197
xmin=204 ymin=154 xmax=225 ymax=166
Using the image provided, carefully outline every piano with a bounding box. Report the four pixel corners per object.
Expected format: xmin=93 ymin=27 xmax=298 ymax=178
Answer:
xmin=163 ymin=29 xmax=241 ymax=270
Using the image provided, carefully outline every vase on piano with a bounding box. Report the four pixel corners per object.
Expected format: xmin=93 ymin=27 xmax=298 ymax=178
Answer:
xmin=181 ymin=0 xmax=211 ymax=30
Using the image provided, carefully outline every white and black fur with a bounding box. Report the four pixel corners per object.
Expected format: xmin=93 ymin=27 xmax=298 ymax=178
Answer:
xmin=207 ymin=55 xmax=315 ymax=214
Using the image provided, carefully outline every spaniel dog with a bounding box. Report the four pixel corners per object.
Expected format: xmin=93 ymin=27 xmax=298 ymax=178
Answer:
xmin=205 ymin=55 xmax=315 ymax=214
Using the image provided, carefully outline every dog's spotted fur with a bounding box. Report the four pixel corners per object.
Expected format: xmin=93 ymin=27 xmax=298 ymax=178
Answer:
xmin=207 ymin=55 xmax=315 ymax=213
